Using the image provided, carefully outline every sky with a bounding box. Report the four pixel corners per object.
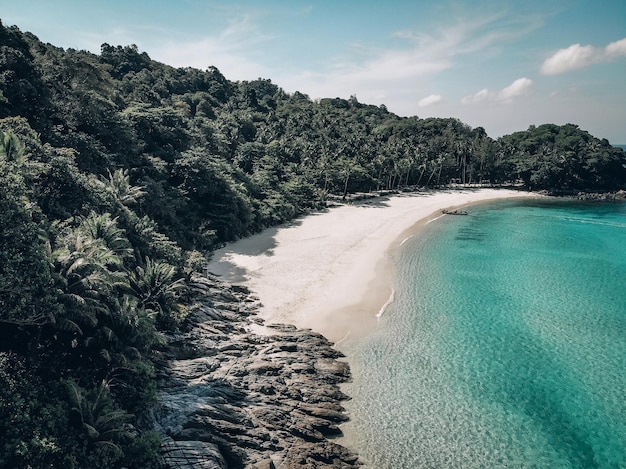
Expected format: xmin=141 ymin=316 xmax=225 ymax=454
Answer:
xmin=1 ymin=0 xmax=625 ymax=143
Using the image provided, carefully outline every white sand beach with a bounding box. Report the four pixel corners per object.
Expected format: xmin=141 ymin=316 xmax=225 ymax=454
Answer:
xmin=207 ymin=188 xmax=536 ymax=343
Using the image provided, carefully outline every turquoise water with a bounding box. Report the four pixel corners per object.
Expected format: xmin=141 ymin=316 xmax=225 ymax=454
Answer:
xmin=342 ymin=199 xmax=626 ymax=469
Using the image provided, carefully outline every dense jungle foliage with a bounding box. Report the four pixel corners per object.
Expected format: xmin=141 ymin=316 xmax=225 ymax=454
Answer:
xmin=1 ymin=19 xmax=625 ymax=467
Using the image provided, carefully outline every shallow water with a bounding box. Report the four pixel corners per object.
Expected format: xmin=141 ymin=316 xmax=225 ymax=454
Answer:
xmin=342 ymin=199 xmax=626 ymax=468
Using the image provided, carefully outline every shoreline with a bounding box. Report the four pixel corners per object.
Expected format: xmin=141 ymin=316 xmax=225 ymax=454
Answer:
xmin=207 ymin=188 xmax=539 ymax=344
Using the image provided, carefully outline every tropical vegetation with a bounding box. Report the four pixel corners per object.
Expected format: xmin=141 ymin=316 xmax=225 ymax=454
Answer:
xmin=1 ymin=19 xmax=625 ymax=468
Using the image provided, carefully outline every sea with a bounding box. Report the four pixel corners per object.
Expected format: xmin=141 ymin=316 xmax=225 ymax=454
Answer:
xmin=341 ymin=198 xmax=626 ymax=469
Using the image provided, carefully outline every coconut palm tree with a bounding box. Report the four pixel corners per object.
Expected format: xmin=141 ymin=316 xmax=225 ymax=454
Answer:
xmin=129 ymin=257 xmax=185 ymax=327
xmin=65 ymin=379 xmax=134 ymax=462
xmin=77 ymin=212 xmax=133 ymax=261
xmin=52 ymin=219 xmax=127 ymax=336
xmin=103 ymin=168 xmax=145 ymax=207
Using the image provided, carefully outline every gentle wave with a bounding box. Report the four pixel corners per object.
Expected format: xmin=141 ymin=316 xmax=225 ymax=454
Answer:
xmin=375 ymin=288 xmax=395 ymax=319
xmin=426 ymin=213 xmax=446 ymax=224
xmin=399 ymin=235 xmax=413 ymax=246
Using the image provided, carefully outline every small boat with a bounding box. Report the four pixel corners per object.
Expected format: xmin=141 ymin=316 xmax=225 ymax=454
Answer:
xmin=441 ymin=209 xmax=468 ymax=215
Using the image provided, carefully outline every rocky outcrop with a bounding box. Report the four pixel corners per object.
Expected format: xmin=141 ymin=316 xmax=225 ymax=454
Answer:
xmin=575 ymin=190 xmax=626 ymax=201
xmin=156 ymin=275 xmax=360 ymax=469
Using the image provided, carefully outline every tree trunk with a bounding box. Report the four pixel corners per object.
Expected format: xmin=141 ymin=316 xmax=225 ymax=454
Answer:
xmin=436 ymin=161 xmax=444 ymax=186
xmin=426 ymin=167 xmax=437 ymax=187
xmin=342 ymin=167 xmax=351 ymax=201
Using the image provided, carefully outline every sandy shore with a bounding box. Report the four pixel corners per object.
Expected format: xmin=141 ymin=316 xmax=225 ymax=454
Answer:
xmin=207 ymin=188 xmax=536 ymax=343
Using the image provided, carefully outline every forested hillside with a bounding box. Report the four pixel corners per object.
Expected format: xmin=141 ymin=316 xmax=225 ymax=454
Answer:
xmin=1 ymin=20 xmax=625 ymax=468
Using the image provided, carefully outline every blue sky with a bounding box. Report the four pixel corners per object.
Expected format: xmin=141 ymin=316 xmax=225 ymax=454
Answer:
xmin=1 ymin=0 xmax=625 ymax=142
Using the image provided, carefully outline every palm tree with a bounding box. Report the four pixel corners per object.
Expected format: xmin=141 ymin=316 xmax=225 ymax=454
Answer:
xmin=52 ymin=225 xmax=126 ymax=335
xmin=106 ymin=295 xmax=164 ymax=356
xmin=65 ymin=379 xmax=134 ymax=461
xmin=103 ymin=168 xmax=145 ymax=207
xmin=78 ymin=212 xmax=133 ymax=261
xmin=129 ymin=257 xmax=185 ymax=327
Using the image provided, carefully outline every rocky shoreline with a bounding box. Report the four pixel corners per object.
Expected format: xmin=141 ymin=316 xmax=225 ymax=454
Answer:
xmin=155 ymin=275 xmax=360 ymax=469
xmin=538 ymin=189 xmax=626 ymax=201
xmin=575 ymin=189 xmax=626 ymax=201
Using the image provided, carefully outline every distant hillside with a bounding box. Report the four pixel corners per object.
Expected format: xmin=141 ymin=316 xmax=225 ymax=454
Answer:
xmin=1 ymin=18 xmax=626 ymax=468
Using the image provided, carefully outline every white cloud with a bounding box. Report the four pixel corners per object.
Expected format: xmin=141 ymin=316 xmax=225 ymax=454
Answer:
xmin=541 ymin=37 xmax=626 ymax=74
xmin=334 ymin=49 xmax=452 ymax=84
xmin=605 ymin=37 xmax=626 ymax=58
xmin=498 ymin=77 xmax=533 ymax=102
xmin=461 ymin=88 xmax=490 ymax=104
xmin=540 ymin=43 xmax=596 ymax=74
xmin=461 ymin=78 xmax=533 ymax=105
xmin=418 ymin=94 xmax=443 ymax=107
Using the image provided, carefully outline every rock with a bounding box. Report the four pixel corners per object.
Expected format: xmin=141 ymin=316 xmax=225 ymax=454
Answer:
xmin=161 ymin=439 xmax=226 ymax=469
xmin=289 ymin=423 xmax=325 ymax=442
xmin=265 ymin=323 xmax=298 ymax=333
xmin=298 ymin=403 xmax=349 ymax=422
xmin=156 ymin=275 xmax=361 ymax=468
xmin=288 ymin=362 xmax=315 ymax=374
xmin=575 ymin=190 xmax=626 ymax=201
xmin=248 ymin=382 xmax=276 ymax=395
xmin=248 ymin=360 xmax=283 ymax=375
xmin=315 ymin=358 xmax=351 ymax=379
xmin=170 ymin=357 xmax=220 ymax=379
xmin=246 ymin=459 xmax=276 ymax=469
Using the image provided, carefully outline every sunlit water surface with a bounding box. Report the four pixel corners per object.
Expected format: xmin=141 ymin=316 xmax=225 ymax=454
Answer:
xmin=342 ymin=199 xmax=626 ymax=468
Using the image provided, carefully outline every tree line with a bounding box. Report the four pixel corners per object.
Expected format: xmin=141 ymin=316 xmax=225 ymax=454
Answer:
xmin=1 ymin=19 xmax=625 ymax=468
